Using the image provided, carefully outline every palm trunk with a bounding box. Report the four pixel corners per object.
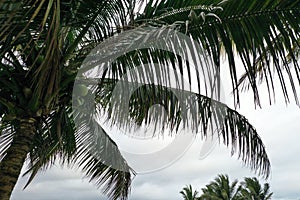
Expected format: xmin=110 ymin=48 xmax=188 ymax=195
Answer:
xmin=0 ymin=118 xmax=36 ymax=200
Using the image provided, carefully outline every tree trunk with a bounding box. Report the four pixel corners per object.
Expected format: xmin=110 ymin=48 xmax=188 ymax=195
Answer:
xmin=0 ymin=118 xmax=36 ymax=200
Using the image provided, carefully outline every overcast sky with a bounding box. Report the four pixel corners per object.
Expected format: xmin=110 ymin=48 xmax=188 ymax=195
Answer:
xmin=11 ymin=74 xmax=300 ymax=200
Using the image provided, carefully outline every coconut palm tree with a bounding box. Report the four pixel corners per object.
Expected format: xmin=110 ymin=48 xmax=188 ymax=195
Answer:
xmin=197 ymin=175 xmax=272 ymax=200
xmin=199 ymin=174 xmax=241 ymax=200
xmin=239 ymin=177 xmax=273 ymax=200
xmin=0 ymin=1 xmax=134 ymax=200
xmin=180 ymin=185 xmax=200 ymax=200
xmin=1 ymin=0 xmax=300 ymax=200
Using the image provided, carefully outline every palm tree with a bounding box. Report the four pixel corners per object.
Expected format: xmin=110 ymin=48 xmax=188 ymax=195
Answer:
xmin=239 ymin=177 xmax=273 ymax=200
xmin=0 ymin=1 xmax=134 ymax=200
xmin=1 ymin=0 xmax=300 ymax=199
xmin=197 ymin=175 xmax=272 ymax=200
xmin=180 ymin=185 xmax=200 ymax=200
xmin=199 ymin=174 xmax=241 ymax=200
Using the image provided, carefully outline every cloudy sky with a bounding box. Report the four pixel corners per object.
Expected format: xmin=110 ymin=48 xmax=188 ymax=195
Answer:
xmin=11 ymin=71 xmax=300 ymax=200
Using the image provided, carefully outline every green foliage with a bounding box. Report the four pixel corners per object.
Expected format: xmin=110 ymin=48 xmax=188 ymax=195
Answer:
xmin=184 ymin=174 xmax=273 ymax=200
xmin=200 ymin=174 xmax=240 ymax=200
xmin=138 ymin=0 xmax=300 ymax=106
xmin=180 ymin=185 xmax=200 ymax=200
xmin=239 ymin=177 xmax=273 ymax=200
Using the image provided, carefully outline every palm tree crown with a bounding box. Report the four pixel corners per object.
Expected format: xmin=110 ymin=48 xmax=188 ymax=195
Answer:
xmin=239 ymin=177 xmax=273 ymax=200
xmin=187 ymin=174 xmax=273 ymax=200
xmin=200 ymin=174 xmax=240 ymax=200
xmin=180 ymin=185 xmax=200 ymax=200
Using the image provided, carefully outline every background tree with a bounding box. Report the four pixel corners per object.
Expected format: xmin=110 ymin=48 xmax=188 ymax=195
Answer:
xmin=1 ymin=0 xmax=300 ymax=200
xmin=188 ymin=175 xmax=273 ymax=200
xmin=199 ymin=174 xmax=240 ymax=200
xmin=239 ymin=177 xmax=273 ymax=200
xmin=180 ymin=185 xmax=200 ymax=200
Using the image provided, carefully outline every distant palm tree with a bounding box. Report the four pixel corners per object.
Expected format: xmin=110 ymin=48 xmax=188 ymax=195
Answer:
xmin=199 ymin=174 xmax=241 ymax=200
xmin=180 ymin=185 xmax=200 ymax=200
xmin=239 ymin=177 xmax=273 ymax=200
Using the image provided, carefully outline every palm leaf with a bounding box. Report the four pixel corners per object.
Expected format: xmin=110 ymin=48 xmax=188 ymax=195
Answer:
xmin=72 ymin=103 xmax=134 ymax=200
xmin=92 ymin=80 xmax=270 ymax=177
xmin=137 ymin=0 xmax=300 ymax=106
xmin=20 ymin=104 xmax=133 ymax=200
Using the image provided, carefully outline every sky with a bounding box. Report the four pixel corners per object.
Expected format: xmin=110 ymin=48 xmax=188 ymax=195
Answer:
xmin=11 ymin=73 xmax=300 ymax=200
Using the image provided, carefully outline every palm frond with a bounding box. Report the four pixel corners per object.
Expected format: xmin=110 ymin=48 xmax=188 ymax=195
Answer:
xmin=72 ymin=104 xmax=134 ymax=200
xmin=237 ymin=36 xmax=300 ymax=105
xmin=90 ymin=80 xmax=270 ymax=177
xmin=21 ymin=104 xmax=133 ymax=200
xmin=137 ymin=0 xmax=300 ymax=107
xmin=0 ymin=122 xmax=14 ymax=162
xmin=23 ymin=106 xmax=76 ymax=188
